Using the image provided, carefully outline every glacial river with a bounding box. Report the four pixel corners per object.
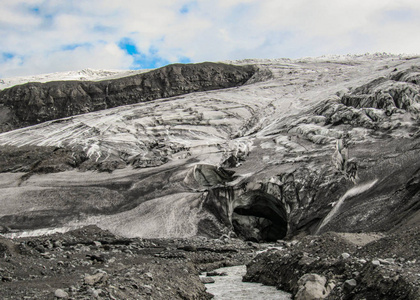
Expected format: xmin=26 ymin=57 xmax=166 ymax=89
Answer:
xmin=202 ymin=265 xmax=291 ymax=300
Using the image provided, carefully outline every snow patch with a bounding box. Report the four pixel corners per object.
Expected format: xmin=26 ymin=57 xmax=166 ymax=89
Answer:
xmin=316 ymin=179 xmax=378 ymax=234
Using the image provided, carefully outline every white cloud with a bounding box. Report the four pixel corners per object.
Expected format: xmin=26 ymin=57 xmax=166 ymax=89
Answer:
xmin=1 ymin=43 xmax=133 ymax=77
xmin=0 ymin=11 xmax=39 ymax=29
xmin=0 ymin=0 xmax=419 ymax=77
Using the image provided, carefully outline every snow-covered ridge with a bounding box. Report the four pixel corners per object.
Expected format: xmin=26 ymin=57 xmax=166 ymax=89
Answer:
xmin=3 ymin=53 xmax=418 ymax=91
xmin=224 ymin=52 xmax=419 ymax=66
xmin=0 ymin=68 xmax=149 ymax=90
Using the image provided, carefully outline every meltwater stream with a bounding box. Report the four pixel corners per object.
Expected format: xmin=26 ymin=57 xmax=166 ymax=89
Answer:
xmin=202 ymin=265 xmax=291 ymax=300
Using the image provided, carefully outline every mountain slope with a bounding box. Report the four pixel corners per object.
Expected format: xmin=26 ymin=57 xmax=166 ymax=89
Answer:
xmin=0 ymin=62 xmax=255 ymax=133
xmin=0 ymin=55 xmax=420 ymax=242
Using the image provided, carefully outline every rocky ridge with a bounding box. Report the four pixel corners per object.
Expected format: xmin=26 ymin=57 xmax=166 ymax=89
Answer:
xmin=0 ymin=62 xmax=256 ymax=133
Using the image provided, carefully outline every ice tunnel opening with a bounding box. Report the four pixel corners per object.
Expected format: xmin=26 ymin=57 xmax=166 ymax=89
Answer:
xmin=232 ymin=193 xmax=288 ymax=242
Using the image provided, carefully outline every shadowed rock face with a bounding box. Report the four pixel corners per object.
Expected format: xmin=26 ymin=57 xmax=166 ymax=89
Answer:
xmin=0 ymin=62 xmax=256 ymax=133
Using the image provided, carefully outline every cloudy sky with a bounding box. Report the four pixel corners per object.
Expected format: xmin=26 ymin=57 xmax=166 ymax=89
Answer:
xmin=1 ymin=0 xmax=420 ymax=77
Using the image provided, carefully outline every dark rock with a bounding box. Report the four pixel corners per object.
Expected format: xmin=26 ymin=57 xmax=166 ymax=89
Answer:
xmin=220 ymin=154 xmax=244 ymax=168
xmin=130 ymin=155 xmax=169 ymax=169
xmin=206 ymin=271 xmax=227 ymax=276
xmin=200 ymin=277 xmax=215 ymax=284
xmin=0 ymin=225 xmax=11 ymax=233
xmin=0 ymin=145 xmax=87 ymax=174
xmin=86 ymin=254 xmax=106 ymax=263
xmin=340 ymin=74 xmax=420 ymax=114
xmin=343 ymin=279 xmax=357 ymax=292
xmin=2 ymin=276 xmax=12 ymax=282
xmin=179 ymin=245 xmax=197 ymax=252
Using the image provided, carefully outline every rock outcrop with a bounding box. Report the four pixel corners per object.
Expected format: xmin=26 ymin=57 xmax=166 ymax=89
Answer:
xmin=244 ymin=229 xmax=420 ymax=299
xmin=0 ymin=62 xmax=256 ymax=132
xmin=295 ymin=273 xmax=333 ymax=300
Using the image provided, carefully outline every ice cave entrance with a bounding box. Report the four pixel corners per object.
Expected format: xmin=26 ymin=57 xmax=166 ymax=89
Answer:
xmin=232 ymin=191 xmax=288 ymax=242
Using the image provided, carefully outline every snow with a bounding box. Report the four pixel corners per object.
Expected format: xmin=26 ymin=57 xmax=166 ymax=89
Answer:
xmin=0 ymin=68 xmax=149 ymax=90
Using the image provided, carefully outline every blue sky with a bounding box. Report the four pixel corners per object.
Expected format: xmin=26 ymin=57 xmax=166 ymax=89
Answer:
xmin=0 ymin=0 xmax=419 ymax=77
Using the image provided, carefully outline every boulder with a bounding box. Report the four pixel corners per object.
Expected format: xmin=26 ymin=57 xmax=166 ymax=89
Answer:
xmin=295 ymin=273 xmax=330 ymax=300
xmin=54 ymin=289 xmax=68 ymax=298
xmin=200 ymin=277 xmax=215 ymax=284
xmin=341 ymin=252 xmax=351 ymax=260
xmin=344 ymin=279 xmax=357 ymax=292
xmin=84 ymin=271 xmax=108 ymax=286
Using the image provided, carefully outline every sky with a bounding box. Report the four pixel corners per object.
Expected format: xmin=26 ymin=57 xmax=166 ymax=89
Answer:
xmin=1 ymin=0 xmax=420 ymax=77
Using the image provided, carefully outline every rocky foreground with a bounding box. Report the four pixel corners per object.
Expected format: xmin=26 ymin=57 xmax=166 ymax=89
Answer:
xmin=1 ymin=225 xmax=419 ymax=299
xmin=245 ymin=227 xmax=420 ymax=299
xmin=0 ymin=226 xmax=257 ymax=299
